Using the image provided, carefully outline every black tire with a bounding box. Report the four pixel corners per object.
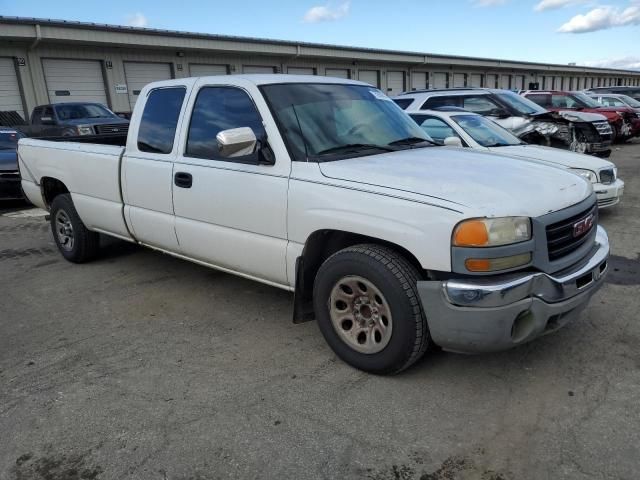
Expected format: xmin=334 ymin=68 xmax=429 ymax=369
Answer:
xmin=610 ymin=124 xmax=618 ymax=143
xmin=313 ymin=244 xmax=430 ymax=374
xmin=50 ymin=193 xmax=99 ymax=263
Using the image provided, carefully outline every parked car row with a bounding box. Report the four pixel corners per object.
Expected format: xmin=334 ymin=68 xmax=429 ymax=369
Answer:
xmin=393 ymin=88 xmax=615 ymax=157
xmin=17 ymin=74 xmax=613 ymax=374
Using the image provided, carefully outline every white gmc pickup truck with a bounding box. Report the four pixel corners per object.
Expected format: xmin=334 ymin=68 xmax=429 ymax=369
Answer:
xmin=18 ymin=75 xmax=609 ymax=374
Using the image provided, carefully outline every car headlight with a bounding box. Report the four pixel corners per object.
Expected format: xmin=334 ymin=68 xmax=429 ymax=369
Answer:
xmin=76 ymin=126 xmax=94 ymax=136
xmin=571 ymin=168 xmax=597 ymax=183
xmin=453 ymin=217 xmax=531 ymax=247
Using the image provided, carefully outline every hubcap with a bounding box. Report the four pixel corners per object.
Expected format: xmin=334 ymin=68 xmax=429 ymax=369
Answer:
xmin=328 ymin=275 xmax=392 ymax=354
xmin=55 ymin=210 xmax=74 ymax=252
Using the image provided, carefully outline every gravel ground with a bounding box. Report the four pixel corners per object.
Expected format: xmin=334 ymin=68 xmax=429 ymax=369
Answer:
xmin=1 ymin=140 xmax=639 ymax=480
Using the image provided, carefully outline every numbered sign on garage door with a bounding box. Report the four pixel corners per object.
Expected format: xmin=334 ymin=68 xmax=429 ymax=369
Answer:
xmin=42 ymin=59 xmax=108 ymax=105
xmin=189 ymin=64 xmax=228 ymax=77
xmin=0 ymin=58 xmax=24 ymax=119
xmin=358 ymin=70 xmax=379 ymax=88
xmin=326 ymin=68 xmax=350 ymax=79
xmin=386 ymin=71 xmax=405 ymax=95
xmin=124 ymin=62 xmax=173 ymax=110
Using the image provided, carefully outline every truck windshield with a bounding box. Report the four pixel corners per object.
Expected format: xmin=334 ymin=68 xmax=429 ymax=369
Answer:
xmin=494 ymin=91 xmax=547 ymax=116
xmin=55 ymin=104 xmax=117 ymax=120
xmin=260 ymin=83 xmax=433 ymax=162
xmin=450 ymin=114 xmax=523 ymax=147
xmin=0 ymin=130 xmax=23 ymax=150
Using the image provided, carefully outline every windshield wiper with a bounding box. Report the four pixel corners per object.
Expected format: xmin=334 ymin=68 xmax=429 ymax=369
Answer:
xmin=388 ymin=136 xmax=435 ymax=147
xmin=316 ymin=144 xmax=397 ymax=155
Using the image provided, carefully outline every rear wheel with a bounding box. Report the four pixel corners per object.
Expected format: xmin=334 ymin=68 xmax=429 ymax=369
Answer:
xmin=313 ymin=244 xmax=430 ymax=374
xmin=50 ymin=194 xmax=99 ymax=263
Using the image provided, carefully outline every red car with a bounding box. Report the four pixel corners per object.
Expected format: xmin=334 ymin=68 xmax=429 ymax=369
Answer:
xmin=521 ymin=90 xmax=640 ymax=142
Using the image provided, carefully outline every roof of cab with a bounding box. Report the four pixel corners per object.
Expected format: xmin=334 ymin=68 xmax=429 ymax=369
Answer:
xmin=157 ymin=74 xmax=369 ymax=87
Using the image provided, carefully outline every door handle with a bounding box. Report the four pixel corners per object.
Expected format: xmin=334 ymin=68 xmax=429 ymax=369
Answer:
xmin=174 ymin=172 xmax=193 ymax=188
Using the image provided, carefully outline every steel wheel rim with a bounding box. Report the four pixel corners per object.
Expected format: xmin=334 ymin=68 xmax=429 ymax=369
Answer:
xmin=55 ymin=210 xmax=74 ymax=251
xmin=328 ymin=275 xmax=393 ymax=354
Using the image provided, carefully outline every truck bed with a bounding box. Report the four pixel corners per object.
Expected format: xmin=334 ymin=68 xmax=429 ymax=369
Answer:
xmin=18 ymin=137 xmax=133 ymax=241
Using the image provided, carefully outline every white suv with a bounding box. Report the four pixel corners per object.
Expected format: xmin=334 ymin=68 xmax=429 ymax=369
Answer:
xmin=393 ymin=88 xmax=613 ymax=157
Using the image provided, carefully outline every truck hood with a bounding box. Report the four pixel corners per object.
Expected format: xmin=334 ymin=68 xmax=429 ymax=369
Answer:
xmin=487 ymin=145 xmax=613 ymax=172
xmin=0 ymin=149 xmax=18 ymax=171
xmin=318 ymin=148 xmax=592 ymax=217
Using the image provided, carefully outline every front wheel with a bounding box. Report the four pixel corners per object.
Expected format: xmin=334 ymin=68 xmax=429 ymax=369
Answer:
xmin=313 ymin=244 xmax=430 ymax=374
xmin=50 ymin=194 xmax=99 ymax=263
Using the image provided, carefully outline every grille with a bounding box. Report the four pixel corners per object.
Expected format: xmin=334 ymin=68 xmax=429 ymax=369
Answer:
xmin=599 ymin=168 xmax=615 ymax=184
xmin=598 ymin=197 xmax=618 ymax=207
xmin=593 ymin=121 xmax=612 ymax=136
xmin=94 ymin=124 xmax=129 ymax=135
xmin=546 ymin=204 xmax=597 ymax=261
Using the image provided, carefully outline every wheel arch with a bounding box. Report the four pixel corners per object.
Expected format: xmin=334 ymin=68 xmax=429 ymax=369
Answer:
xmin=293 ymin=228 xmax=425 ymax=323
xmin=40 ymin=177 xmax=70 ymax=209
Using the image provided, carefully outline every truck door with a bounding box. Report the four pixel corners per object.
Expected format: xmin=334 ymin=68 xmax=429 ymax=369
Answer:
xmin=172 ymin=84 xmax=289 ymax=286
xmin=121 ymin=86 xmax=187 ymax=251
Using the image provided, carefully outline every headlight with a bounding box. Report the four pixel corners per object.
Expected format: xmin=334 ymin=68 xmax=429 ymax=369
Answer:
xmin=453 ymin=217 xmax=531 ymax=247
xmin=76 ymin=126 xmax=94 ymax=136
xmin=571 ymin=168 xmax=597 ymax=183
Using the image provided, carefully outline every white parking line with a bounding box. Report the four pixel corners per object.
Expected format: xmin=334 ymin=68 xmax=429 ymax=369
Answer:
xmin=2 ymin=208 xmax=48 ymax=218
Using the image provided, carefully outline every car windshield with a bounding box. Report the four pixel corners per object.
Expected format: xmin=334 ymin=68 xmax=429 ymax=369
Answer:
xmin=451 ymin=114 xmax=523 ymax=147
xmin=619 ymin=95 xmax=640 ymax=108
xmin=495 ymin=91 xmax=547 ymax=115
xmin=0 ymin=130 xmax=23 ymax=150
xmin=55 ymin=104 xmax=117 ymax=120
xmin=571 ymin=92 xmax=601 ymax=108
xmin=260 ymin=83 xmax=433 ymax=162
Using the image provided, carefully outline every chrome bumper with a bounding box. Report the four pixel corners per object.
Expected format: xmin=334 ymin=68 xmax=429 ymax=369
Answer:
xmin=417 ymin=226 xmax=609 ymax=353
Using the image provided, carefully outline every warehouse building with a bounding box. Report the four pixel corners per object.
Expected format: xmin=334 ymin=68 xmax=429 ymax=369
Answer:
xmin=1 ymin=16 xmax=640 ymax=120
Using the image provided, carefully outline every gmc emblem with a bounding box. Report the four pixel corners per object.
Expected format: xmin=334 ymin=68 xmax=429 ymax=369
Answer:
xmin=573 ymin=214 xmax=594 ymax=238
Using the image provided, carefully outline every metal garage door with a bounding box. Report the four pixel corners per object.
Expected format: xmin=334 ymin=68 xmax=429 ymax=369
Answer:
xmin=358 ymin=70 xmax=379 ymax=88
xmin=386 ymin=71 xmax=405 ymax=95
xmin=453 ymin=74 xmax=466 ymax=88
xmin=432 ymin=73 xmax=448 ymax=89
xmin=469 ymin=74 xmax=483 ymax=87
xmin=189 ymin=64 xmax=228 ymax=77
xmin=288 ymin=67 xmax=315 ymax=75
xmin=326 ymin=68 xmax=350 ymax=79
xmin=411 ymin=72 xmax=428 ymax=91
xmin=243 ymin=65 xmax=276 ymax=74
xmin=486 ymin=74 xmax=498 ymax=89
xmin=500 ymin=75 xmax=511 ymax=89
xmin=124 ymin=62 xmax=172 ymax=110
xmin=0 ymin=58 xmax=24 ymax=119
xmin=42 ymin=59 xmax=108 ymax=105
xmin=513 ymin=75 xmax=525 ymax=90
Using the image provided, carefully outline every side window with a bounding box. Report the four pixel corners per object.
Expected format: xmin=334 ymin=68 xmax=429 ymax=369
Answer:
xmin=421 ymin=96 xmax=460 ymax=110
xmin=416 ymin=116 xmax=459 ymax=145
xmin=462 ymin=96 xmax=501 ymax=115
xmin=138 ymin=87 xmax=186 ymax=154
xmin=526 ymin=94 xmax=551 ymax=108
xmin=551 ymin=95 xmax=577 ymax=108
xmin=32 ymin=107 xmax=42 ymax=124
xmin=392 ymin=98 xmax=414 ymax=110
xmin=604 ymin=97 xmax=624 ymax=107
xmin=186 ymin=87 xmax=266 ymax=162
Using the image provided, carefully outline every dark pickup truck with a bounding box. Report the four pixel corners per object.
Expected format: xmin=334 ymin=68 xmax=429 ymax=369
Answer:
xmin=18 ymin=103 xmax=129 ymax=138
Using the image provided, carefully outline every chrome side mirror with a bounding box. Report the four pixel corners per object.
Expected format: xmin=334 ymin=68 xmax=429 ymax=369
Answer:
xmin=216 ymin=127 xmax=258 ymax=158
xmin=443 ymin=136 xmax=463 ymax=147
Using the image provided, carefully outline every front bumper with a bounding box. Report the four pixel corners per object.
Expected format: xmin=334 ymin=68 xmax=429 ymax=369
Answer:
xmin=0 ymin=171 xmax=23 ymax=200
xmin=417 ymin=226 xmax=609 ymax=354
xmin=595 ymin=179 xmax=624 ymax=209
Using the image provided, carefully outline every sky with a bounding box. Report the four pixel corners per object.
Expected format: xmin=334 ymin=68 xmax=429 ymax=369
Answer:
xmin=2 ymin=0 xmax=639 ymax=70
